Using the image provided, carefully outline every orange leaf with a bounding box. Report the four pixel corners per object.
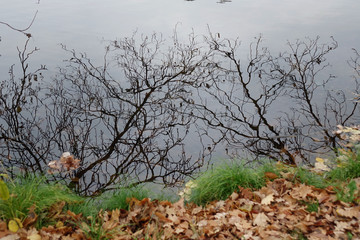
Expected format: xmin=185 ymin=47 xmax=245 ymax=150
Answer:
xmin=265 ymin=172 xmax=278 ymax=180
xmin=154 ymin=212 xmax=172 ymax=223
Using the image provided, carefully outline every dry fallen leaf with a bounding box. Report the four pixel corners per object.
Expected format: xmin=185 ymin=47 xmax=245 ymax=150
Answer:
xmin=265 ymin=172 xmax=278 ymax=180
xmin=26 ymin=228 xmax=42 ymax=240
xmin=253 ymin=212 xmax=269 ymax=227
xmin=261 ymin=194 xmax=274 ymax=205
xmin=336 ymin=207 xmax=359 ymax=218
xmin=291 ymin=184 xmax=314 ymax=200
xmin=0 ymin=234 xmax=20 ymax=240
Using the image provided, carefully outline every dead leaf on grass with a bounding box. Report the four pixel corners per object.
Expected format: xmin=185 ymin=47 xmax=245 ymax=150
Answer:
xmin=291 ymin=184 xmax=314 ymax=200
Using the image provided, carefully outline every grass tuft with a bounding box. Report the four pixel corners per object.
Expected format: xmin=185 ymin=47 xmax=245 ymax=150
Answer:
xmin=0 ymin=174 xmax=81 ymax=225
xmin=294 ymin=167 xmax=328 ymax=189
xmin=101 ymin=185 xmax=150 ymax=211
xmin=68 ymin=184 xmax=153 ymax=218
xmin=188 ymin=161 xmax=269 ymax=205
xmin=328 ymin=149 xmax=360 ymax=181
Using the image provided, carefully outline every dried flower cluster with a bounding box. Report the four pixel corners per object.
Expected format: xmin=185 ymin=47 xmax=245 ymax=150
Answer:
xmin=48 ymin=152 xmax=81 ymax=174
xmin=178 ymin=180 xmax=197 ymax=201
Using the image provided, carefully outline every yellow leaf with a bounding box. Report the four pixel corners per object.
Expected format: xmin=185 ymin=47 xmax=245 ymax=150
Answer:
xmin=55 ymin=221 xmax=64 ymax=228
xmin=0 ymin=180 xmax=10 ymax=200
xmin=239 ymin=203 xmax=253 ymax=213
xmin=14 ymin=218 xmax=22 ymax=228
xmin=315 ymin=157 xmax=324 ymax=163
xmin=8 ymin=220 xmax=19 ymax=232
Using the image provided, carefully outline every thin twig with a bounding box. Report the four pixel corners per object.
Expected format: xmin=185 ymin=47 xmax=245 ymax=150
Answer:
xmin=0 ymin=10 xmax=38 ymax=37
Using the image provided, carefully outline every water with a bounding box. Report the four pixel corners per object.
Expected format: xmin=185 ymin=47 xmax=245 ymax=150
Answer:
xmin=1 ymin=0 xmax=359 ymax=71
xmin=2 ymin=0 xmax=359 ymax=117
xmin=1 ymin=0 xmax=360 ymax=193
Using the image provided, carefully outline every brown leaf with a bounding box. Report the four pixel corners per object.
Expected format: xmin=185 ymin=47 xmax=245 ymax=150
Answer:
xmin=253 ymin=212 xmax=269 ymax=227
xmin=294 ymin=222 xmax=308 ymax=233
xmin=291 ymin=184 xmax=313 ymax=200
xmin=47 ymin=201 xmax=65 ymax=219
xmin=66 ymin=210 xmax=83 ymax=221
xmin=163 ymin=227 xmax=174 ymax=239
xmin=0 ymin=222 xmax=11 ymax=238
xmin=202 ymin=219 xmax=223 ymax=236
xmin=336 ymin=207 xmax=359 ymax=218
xmin=23 ymin=205 xmax=38 ymax=228
xmin=238 ymin=187 xmax=256 ymax=200
xmin=334 ymin=221 xmax=352 ymax=231
xmin=191 ymin=206 xmax=202 ymax=215
xmin=172 ymin=198 xmax=186 ymax=215
xmin=265 ymin=172 xmax=278 ymax=180
xmin=261 ymin=194 xmax=274 ymax=205
xmin=154 ymin=211 xmax=172 ymax=223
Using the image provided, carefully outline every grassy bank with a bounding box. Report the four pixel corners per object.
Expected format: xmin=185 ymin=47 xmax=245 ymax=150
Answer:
xmin=0 ymin=127 xmax=360 ymax=239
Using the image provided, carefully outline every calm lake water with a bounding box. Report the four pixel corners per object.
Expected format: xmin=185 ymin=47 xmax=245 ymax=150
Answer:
xmin=1 ymin=0 xmax=360 ymax=192
xmin=1 ymin=0 xmax=360 ymax=74
xmin=0 ymin=0 xmax=359 ymax=151
xmin=1 ymin=0 xmax=360 ymax=149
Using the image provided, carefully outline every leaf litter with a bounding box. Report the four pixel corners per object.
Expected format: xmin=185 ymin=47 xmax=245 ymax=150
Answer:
xmin=1 ymin=177 xmax=360 ymax=239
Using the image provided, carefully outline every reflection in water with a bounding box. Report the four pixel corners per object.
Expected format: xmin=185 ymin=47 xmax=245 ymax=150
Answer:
xmin=0 ymin=0 xmax=359 ymax=194
xmin=1 ymin=29 xmax=359 ymax=195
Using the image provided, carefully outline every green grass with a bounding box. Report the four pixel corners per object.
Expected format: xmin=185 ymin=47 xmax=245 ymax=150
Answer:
xmin=188 ymin=161 xmax=272 ymax=205
xmin=334 ymin=180 xmax=358 ymax=203
xmin=293 ymin=167 xmax=328 ymax=189
xmin=186 ymin=151 xmax=360 ymax=206
xmin=101 ymin=185 xmax=150 ymax=211
xmin=65 ymin=197 xmax=99 ymax=218
xmin=0 ymin=174 xmax=82 ymax=226
xmin=327 ymin=149 xmax=360 ymax=181
xmin=304 ymin=200 xmax=319 ymax=213
xmin=67 ymin=183 xmax=170 ymax=218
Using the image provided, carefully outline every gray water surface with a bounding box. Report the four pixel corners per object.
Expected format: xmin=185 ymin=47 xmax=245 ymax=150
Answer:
xmin=1 ymin=0 xmax=359 ymax=70
xmin=1 ymin=0 xmax=360 ymax=193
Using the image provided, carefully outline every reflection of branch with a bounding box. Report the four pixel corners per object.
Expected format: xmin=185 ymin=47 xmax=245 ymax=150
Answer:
xmin=0 ymin=10 xmax=38 ymax=37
